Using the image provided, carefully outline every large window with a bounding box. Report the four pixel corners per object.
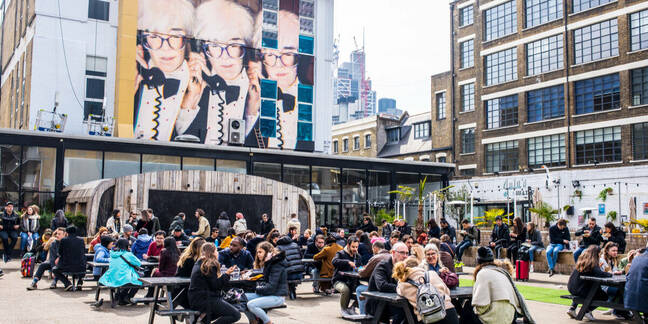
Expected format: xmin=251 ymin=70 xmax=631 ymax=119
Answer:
xmin=88 ymin=0 xmax=110 ymax=21
xmin=84 ymin=56 xmax=107 ymax=119
xmin=632 ymin=67 xmax=648 ymax=106
xmin=575 ymin=127 xmax=622 ymax=164
xmin=353 ymin=136 xmax=360 ymax=150
xmin=486 ymin=141 xmax=519 ymax=173
xmin=283 ymin=164 xmax=310 ymax=191
xmin=368 ymin=170 xmax=390 ymax=203
xmin=527 ymin=85 xmax=565 ymax=122
xmin=525 ymin=0 xmax=563 ymax=28
xmin=436 ymin=92 xmax=446 ymax=119
xmin=485 ymin=47 xmax=518 ymax=86
xmin=414 ymin=122 xmax=431 ymax=139
xmin=461 ymin=128 xmax=475 ymax=154
xmin=253 ymin=162 xmax=281 ymax=181
xmin=342 ymin=169 xmax=365 ymax=203
xmin=64 ymin=150 xmax=102 ymax=186
xmin=387 ymin=128 xmax=400 ymax=144
xmin=333 ymin=140 xmax=338 ymax=153
xmin=484 ymin=1 xmax=517 ymax=41
xmin=311 ymin=166 xmax=340 ymax=202
xmin=460 ymin=5 xmax=474 ymax=27
xmin=486 ymin=141 xmax=518 ymax=173
xmin=572 ymin=0 xmax=614 ymax=13
xmin=526 ymin=34 xmax=563 ymax=76
xmin=573 ymin=19 xmax=618 ymax=64
xmin=574 ymin=73 xmax=620 ymax=114
xmin=142 ymin=155 xmax=181 ymax=173
xmin=486 ymin=95 xmax=518 ymax=129
xmin=21 ymin=147 xmax=57 ymax=192
xmin=527 ymin=134 xmax=566 ymax=168
xmin=182 ymin=157 xmax=214 ymax=171
xmin=104 ymin=152 xmax=140 ymax=179
xmin=633 ymin=123 xmax=648 ymax=160
xmin=460 ymin=39 xmax=474 ymax=69
xmin=630 ymin=10 xmax=648 ymax=51
xmin=364 ymin=134 xmax=372 ymax=148
xmin=461 ymin=83 xmax=475 ymax=112
xmin=216 ymin=160 xmax=246 ymax=174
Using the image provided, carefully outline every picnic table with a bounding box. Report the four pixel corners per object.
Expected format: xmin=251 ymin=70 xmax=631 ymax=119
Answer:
xmin=88 ymin=260 xmax=159 ymax=268
xmin=563 ymin=275 xmax=642 ymax=321
xmin=139 ymin=277 xmax=197 ymax=324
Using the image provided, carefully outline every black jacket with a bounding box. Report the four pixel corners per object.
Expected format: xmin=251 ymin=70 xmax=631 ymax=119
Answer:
xmin=188 ymin=260 xmax=230 ymax=313
xmin=304 ymin=242 xmax=322 ymax=269
xmin=0 ymin=211 xmax=19 ymax=232
xmin=428 ymin=225 xmax=441 ymax=239
xmin=50 ymin=217 xmax=68 ymax=230
xmin=276 ymin=235 xmax=304 ymax=276
xmin=136 ymin=217 xmax=161 ymax=235
xmin=57 ymin=235 xmax=86 ymax=272
xmin=172 ymin=233 xmax=191 ymax=246
xmin=568 ymin=267 xmax=611 ymax=297
xmin=549 ymin=224 xmax=570 ymax=246
xmin=527 ymin=229 xmax=544 ymax=248
xmin=246 ymin=236 xmax=265 ymax=255
xmin=367 ymin=257 xmax=396 ymax=316
xmin=176 ymin=258 xmax=196 ymax=278
xmin=256 ymin=251 xmax=288 ymax=296
xmin=332 ymin=249 xmax=363 ymax=287
xmin=173 ymin=257 xmax=196 ymax=309
xmin=602 ymin=228 xmax=626 ymax=253
xmin=441 ymin=225 xmax=457 ymax=242
xmin=259 ymin=220 xmax=274 ymax=235
xmin=358 ymin=243 xmax=373 ymax=265
xmin=169 ymin=216 xmax=185 ymax=232
xmin=510 ymin=228 xmax=526 ymax=246
xmin=575 ymin=225 xmax=602 ymax=248
xmin=397 ymin=223 xmax=412 ymax=236
xmin=360 ymin=221 xmax=378 ymax=233
xmin=218 ymin=248 xmax=254 ymax=270
xmin=490 ymin=224 xmax=510 ymax=247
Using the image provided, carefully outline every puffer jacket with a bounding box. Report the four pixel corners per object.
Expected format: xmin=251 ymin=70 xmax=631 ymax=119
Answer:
xmin=256 ymin=251 xmax=288 ymax=297
xmin=131 ymin=234 xmax=152 ymax=259
xmin=332 ymin=248 xmax=363 ymax=287
xmin=169 ymin=215 xmax=184 ymax=232
xmin=99 ymin=250 xmax=142 ymax=287
xmin=276 ymin=235 xmax=304 ymax=277
xmin=93 ymin=244 xmax=111 ymax=276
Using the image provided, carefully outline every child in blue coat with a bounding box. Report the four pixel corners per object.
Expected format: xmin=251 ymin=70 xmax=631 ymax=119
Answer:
xmin=99 ymin=238 xmax=142 ymax=305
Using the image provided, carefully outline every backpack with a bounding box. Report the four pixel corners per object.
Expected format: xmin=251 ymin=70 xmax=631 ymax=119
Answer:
xmin=21 ymin=253 xmax=35 ymax=278
xmin=407 ymin=272 xmax=447 ymax=323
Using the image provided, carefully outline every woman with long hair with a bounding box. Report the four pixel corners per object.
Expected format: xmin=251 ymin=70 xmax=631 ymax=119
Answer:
xmin=394 ymin=256 xmax=459 ymax=324
xmin=254 ymin=241 xmax=275 ymax=269
xmin=153 ymin=237 xmax=180 ymax=277
xmin=508 ymin=217 xmax=527 ymax=264
xmin=106 ymin=209 xmax=122 ymax=234
xmin=601 ymin=222 xmax=626 ymax=253
xmin=174 ymin=237 xmax=205 ymax=308
xmin=600 ymin=242 xmax=621 ymax=274
xmin=566 ymin=245 xmax=612 ymax=321
xmin=410 ymin=244 xmax=425 ymax=264
xmin=19 ymin=205 xmax=40 ymax=254
xmin=245 ymin=243 xmax=288 ymax=324
xmin=88 ymin=227 xmax=109 ymax=253
xmin=50 ymin=209 xmax=68 ymax=230
xmin=525 ymin=222 xmax=544 ymax=272
xmin=188 ymin=243 xmax=240 ymax=324
xmin=428 ymin=219 xmax=441 ymax=239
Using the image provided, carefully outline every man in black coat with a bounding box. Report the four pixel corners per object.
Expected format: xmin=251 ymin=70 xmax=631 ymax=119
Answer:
xmin=440 ymin=218 xmax=457 ymax=243
xmin=0 ymin=202 xmax=20 ymax=262
xmin=489 ymin=216 xmax=510 ymax=259
xmin=304 ymin=234 xmax=325 ymax=292
xmin=396 ymin=219 xmax=411 ymax=236
xmin=367 ymin=242 xmax=409 ymax=322
xmin=573 ymin=217 xmax=602 ymax=262
xmin=53 ymin=226 xmax=87 ymax=290
xmin=259 ymin=213 xmax=274 ymax=236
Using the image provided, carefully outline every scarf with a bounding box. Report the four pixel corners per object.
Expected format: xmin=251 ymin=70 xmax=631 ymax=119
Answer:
xmin=491 ymin=267 xmax=536 ymax=324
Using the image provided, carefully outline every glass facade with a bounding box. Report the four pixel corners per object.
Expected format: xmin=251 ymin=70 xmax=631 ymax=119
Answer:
xmin=460 ymin=39 xmax=474 ymax=69
xmin=573 ymin=19 xmax=618 ymax=64
xmin=484 ymin=1 xmax=517 ymax=41
xmin=104 ymin=152 xmax=140 ymax=179
xmin=368 ymin=170 xmax=390 ymax=204
xmin=64 ymin=150 xmax=102 ymax=186
xmin=486 ymin=141 xmax=519 ymax=173
xmin=486 ymin=95 xmax=518 ymax=129
xmin=527 ymin=85 xmax=565 ymax=122
xmin=461 ymin=83 xmax=475 ymax=112
xmin=575 ymin=127 xmax=622 ymax=164
xmin=526 ymin=34 xmax=563 ymax=76
xmin=283 ymin=164 xmax=310 ymax=191
xmin=311 ymin=166 xmax=340 ymax=202
xmin=525 ymin=0 xmax=562 ymax=28
xmin=216 ymin=160 xmax=246 ymax=174
xmin=574 ymin=73 xmax=620 ymax=114
xmin=572 ymin=0 xmax=614 ymax=13
xmin=253 ymin=162 xmax=281 ymax=181
xmin=142 ymin=154 xmax=181 ymax=173
xmin=527 ymin=134 xmax=566 ymax=168
xmin=485 ymin=47 xmax=518 ymax=86
xmin=182 ymin=157 xmax=215 ymax=171
xmin=630 ymin=10 xmax=648 ymax=51
xmin=342 ymin=169 xmax=365 ymax=203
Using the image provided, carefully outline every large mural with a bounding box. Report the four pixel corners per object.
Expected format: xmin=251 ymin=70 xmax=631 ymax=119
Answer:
xmin=133 ymin=0 xmax=315 ymax=150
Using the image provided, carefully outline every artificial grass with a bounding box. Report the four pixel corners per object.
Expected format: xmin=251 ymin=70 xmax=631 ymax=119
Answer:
xmin=458 ymin=278 xmax=573 ymax=306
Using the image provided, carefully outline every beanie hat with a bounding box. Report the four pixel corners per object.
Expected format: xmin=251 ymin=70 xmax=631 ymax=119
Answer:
xmin=123 ymin=224 xmax=134 ymax=233
xmin=477 ymin=246 xmax=494 ymax=264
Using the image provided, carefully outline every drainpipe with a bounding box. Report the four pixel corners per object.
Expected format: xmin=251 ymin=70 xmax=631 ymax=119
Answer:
xmin=563 ymin=0 xmax=571 ymax=168
xmin=450 ymin=2 xmax=457 ymax=165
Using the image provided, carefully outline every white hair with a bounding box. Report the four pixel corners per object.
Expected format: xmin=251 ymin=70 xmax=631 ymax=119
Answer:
xmin=391 ymin=242 xmax=407 ymax=252
xmin=195 ymin=0 xmax=255 ymax=45
xmin=424 ymin=243 xmax=439 ymax=253
xmin=138 ymin=0 xmax=195 ymax=35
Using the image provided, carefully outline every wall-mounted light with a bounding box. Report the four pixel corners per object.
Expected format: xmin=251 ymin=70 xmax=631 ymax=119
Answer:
xmin=572 ymin=180 xmax=580 ymax=188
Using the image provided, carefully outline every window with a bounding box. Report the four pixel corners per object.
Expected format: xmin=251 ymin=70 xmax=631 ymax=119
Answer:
xmin=342 ymin=138 xmax=349 ymax=152
xmin=436 ymin=93 xmax=446 ymax=119
xmin=253 ymin=162 xmax=281 ymax=181
xmin=262 ymin=0 xmax=279 ymax=48
xmin=460 ymin=5 xmax=474 ymax=27
xmin=88 ymin=0 xmax=110 ymax=21
xmin=486 ymin=141 xmax=519 ymax=173
xmin=527 ymin=134 xmax=566 ymax=168
xmin=142 ymin=155 xmax=181 ymax=173
xmin=461 ymin=83 xmax=475 ymax=112
xmin=527 ymin=85 xmax=565 ymax=122
xmin=572 ymin=0 xmax=614 ymax=13
xmin=84 ymin=56 xmax=107 ymax=120
xmin=573 ymin=19 xmax=618 ymax=64
xmin=387 ymin=128 xmax=400 ymax=144
xmin=574 ymin=73 xmax=620 ymax=114
xmin=526 ymin=34 xmax=563 ymax=76
xmin=632 ymin=67 xmax=648 ymax=106
xmin=633 ymin=123 xmax=648 ymax=160
xmin=461 ymin=169 xmax=476 ymax=177
xmin=525 ymin=0 xmax=563 ymax=28
xmin=460 ymin=39 xmax=474 ymax=68
xmin=575 ymin=127 xmax=622 ymax=164
xmin=353 ymin=136 xmax=360 ymax=150
xmin=104 ymin=152 xmax=140 ymax=179
xmin=461 ymin=128 xmax=475 ymax=154
xmin=437 ymin=156 xmax=447 ymax=163
xmin=486 ymin=95 xmax=518 ymax=129
xmin=485 ymin=47 xmax=518 ymax=86
xmin=364 ymin=134 xmax=372 ymax=148
xmin=630 ymin=10 xmax=648 ymax=52
xmin=414 ymin=122 xmax=431 ymax=139
xmin=333 ymin=140 xmax=338 ymax=153
xmin=484 ymin=1 xmax=517 ymax=41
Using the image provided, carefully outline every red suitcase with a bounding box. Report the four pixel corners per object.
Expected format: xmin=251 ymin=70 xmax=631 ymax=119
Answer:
xmin=516 ymin=260 xmax=529 ymax=281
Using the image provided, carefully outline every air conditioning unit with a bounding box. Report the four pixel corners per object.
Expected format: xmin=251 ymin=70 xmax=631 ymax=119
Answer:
xmin=229 ymin=118 xmax=246 ymax=145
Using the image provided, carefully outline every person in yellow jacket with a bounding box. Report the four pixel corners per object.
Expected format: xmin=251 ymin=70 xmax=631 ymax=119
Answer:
xmin=219 ymin=228 xmax=236 ymax=249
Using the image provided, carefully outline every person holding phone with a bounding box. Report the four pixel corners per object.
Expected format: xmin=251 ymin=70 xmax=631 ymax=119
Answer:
xmin=332 ymin=236 xmax=364 ymax=316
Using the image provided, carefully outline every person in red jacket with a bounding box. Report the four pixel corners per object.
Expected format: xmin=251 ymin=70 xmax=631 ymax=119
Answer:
xmin=143 ymin=230 xmax=166 ymax=260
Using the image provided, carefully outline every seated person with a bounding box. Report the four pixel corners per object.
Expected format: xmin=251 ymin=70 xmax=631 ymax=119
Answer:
xmin=305 ymin=234 xmax=325 ymax=292
xmin=420 ymin=244 xmax=448 ymax=273
xmin=88 ymin=227 xmax=109 ymax=253
xmin=52 ymin=226 xmax=87 ymax=291
xmin=358 ymin=233 xmax=373 ymax=265
xmin=30 ymin=229 xmax=53 ymax=262
xmin=489 ymin=216 xmax=509 ymax=259
xmin=367 ymin=242 xmax=410 ymax=323
xmin=394 ymin=256 xmax=459 ymax=324
xmin=92 ymin=235 xmax=114 ymax=280
xmin=440 ymin=234 xmax=456 ymax=257
xmin=601 ymin=222 xmax=626 ymax=253
xmin=429 ymin=238 xmax=456 ymax=273
xmin=357 ymin=240 xmax=390 ymax=314
xmin=205 ymin=227 xmax=219 ymax=244
xmin=219 ymin=228 xmax=236 ymax=249
xmin=27 ymin=228 xmax=63 ymax=290
xmin=456 ymin=219 xmax=478 ymax=262
xmin=99 ymin=238 xmax=142 ymax=306
xmin=299 ymin=229 xmax=312 ymax=247
xmin=120 ymin=224 xmax=136 ymax=247
xmin=332 ymin=236 xmax=364 ymax=316
xmin=567 ymin=245 xmax=612 ymax=321
xmin=276 ymin=232 xmax=305 ymax=288
xmin=171 ymin=227 xmax=190 ymax=246
xmin=143 ymin=230 xmax=166 ymax=260
xmin=624 ymin=244 xmax=648 ymax=321
xmin=153 ymin=237 xmax=180 ymax=277
xmin=131 ymin=228 xmax=152 ymax=260
xmin=313 ymin=235 xmax=343 ymax=294
xmin=246 ymin=231 xmax=265 ymax=256
xmin=245 ymin=242 xmax=288 ymax=324
xmin=546 ymin=218 xmax=570 ymax=276
xmin=218 ymin=237 xmax=254 ymax=271
xmin=174 ymin=237 xmax=205 ymax=309
xmin=385 ymin=231 xmax=401 ymax=251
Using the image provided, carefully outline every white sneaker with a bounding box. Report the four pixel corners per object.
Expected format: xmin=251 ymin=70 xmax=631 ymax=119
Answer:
xmin=602 ymin=309 xmax=613 ymax=315
xmin=530 ymin=264 xmax=534 ymax=272
xmin=566 ymin=309 xmax=577 ymax=319
xmin=583 ymin=312 xmax=595 ymax=321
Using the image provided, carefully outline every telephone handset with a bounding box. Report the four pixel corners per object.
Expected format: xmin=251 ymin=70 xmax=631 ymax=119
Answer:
xmin=138 ymin=63 xmax=166 ymax=88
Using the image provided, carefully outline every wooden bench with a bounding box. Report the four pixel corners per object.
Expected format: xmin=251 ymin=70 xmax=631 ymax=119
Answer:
xmin=156 ymin=309 xmax=202 ymax=324
xmin=93 ymin=283 xmax=148 ymax=308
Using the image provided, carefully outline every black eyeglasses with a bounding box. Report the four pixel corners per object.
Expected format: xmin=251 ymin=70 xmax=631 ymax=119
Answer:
xmin=202 ymin=42 xmax=246 ymax=59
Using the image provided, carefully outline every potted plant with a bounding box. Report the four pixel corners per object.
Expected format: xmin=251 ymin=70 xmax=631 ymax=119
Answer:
xmin=606 ymin=211 xmax=618 ymax=223
xmin=529 ymin=201 xmax=559 ymax=229
xmin=573 ymin=189 xmax=582 ymax=201
xmin=597 ymin=187 xmax=613 ymax=202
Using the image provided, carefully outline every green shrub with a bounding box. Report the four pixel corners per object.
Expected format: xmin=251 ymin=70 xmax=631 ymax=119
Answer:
xmin=374 ymin=209 xmax=395 ymax=226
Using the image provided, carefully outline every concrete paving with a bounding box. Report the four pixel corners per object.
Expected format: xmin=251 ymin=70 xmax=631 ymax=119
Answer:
xmin=0 ymin=260 xmax=637 ymax=324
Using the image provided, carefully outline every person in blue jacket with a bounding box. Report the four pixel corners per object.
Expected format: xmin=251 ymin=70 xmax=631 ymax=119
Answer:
xmin=131 ymin=228 xmax=152 ymax=260
xmin=624 ymin=245 xmax=648 ymax=321
xmin=99 ymin=238 xmax=142 ymax=305
xmin=92 ymin=236 xmax=114 ymax=280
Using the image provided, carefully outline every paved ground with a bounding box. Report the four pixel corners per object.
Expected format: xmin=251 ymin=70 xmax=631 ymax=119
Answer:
xmin=0 ymin=260 xmax=637 ymax=324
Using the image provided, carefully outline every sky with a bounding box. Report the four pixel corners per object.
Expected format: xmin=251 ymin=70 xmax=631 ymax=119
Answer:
xmin=334 ymin=0 xmax=451 ymax=115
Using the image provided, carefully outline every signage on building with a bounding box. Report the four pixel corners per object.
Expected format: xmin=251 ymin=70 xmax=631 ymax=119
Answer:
xmin=643 ymin=203 xmax=648 ymax=215
xmin=598 ymin=204 xmax=605 ymax=215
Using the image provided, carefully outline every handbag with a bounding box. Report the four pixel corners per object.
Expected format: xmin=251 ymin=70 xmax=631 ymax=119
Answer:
xmin=120 ymin=255 xmax=145 ymax=277
xmin=439 ymin=271 xmax=459 ymax=289
xmin=224 ymin=288 xmax=248 ymax=312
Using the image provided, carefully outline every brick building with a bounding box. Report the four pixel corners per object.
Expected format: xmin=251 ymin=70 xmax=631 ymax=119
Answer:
xmin=331 ymin=113 xmax=400 ymax=158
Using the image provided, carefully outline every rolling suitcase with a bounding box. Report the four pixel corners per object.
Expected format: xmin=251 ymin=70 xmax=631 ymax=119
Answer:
xmin=515 ymin=260 xmax=529 ymax=282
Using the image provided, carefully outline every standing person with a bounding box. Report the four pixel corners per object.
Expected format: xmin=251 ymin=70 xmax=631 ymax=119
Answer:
xmin=99 ymin=238 xmax=142 ymax=306
xmin=456 ymin=219 xmax=477 ymax=262
xmin=216 ymin=212 xmax=231 ymax=241
xmin=525 ymin=222 xmax=544 ymax=272
xmin=360 ymin=214 xmax=378 ymax=233
xmin=233 ymin=212 xmax=247 ymax=236
xmin=50 ymin=209 xmax=68 ymax=230
xmin=168 ymin=212 xmax=186 ymax=234
xmin=245 ymin=244 xmax=288 ymax=324
xmin=53 ymin=226 xmax=87 ymax=291
xmin=0 ymin=201 xmax=20 ymax=261
xmin=188 ymin=243 xmax=240 ymax=324
xmin=366 ymin=242 xmax=410 ymax=323
xmin=624 ymin=247 xmax=648 ymax=322
xmin=286 ymin=213 xmax=301 ymax=233
xmin=508 ymin=217 xmax=527 ymax=264
xmin=573 ymin=217 xmax=602 ymax=262
xmin=218 ymin=237 xmax=254 ymax=271
xmin=313 ymin=235 xmax=343 ymax=294
xmin=440 ymin=218 xmax=456 ymax=243
xmin=601 ymin=222 xmax=626 ymax=253
xmin=131 ymin=228 xmax=153 ymax=260
xmin=27 ymin=228 xmax=64 ymax=290
xmin=566 ymin=245 xmax=612 ymax=321
xmin=19 ymin=205 xmax=40 ymax=254
xmin=546 ymin=218 xmax=570 ymax=277
xmin=174 ymin=237 xmax=205 ymax=309
xmin=106 ymin=209 xmax=122 ymax=234
xmin=92 ymin=236 xmax=114 ymax=280
xmin=394 ymin=256 xmax=460 ymax=324
xmin=259 ymin=213 xmax=274 ymax=236
xmin=120 ymin=224 xmax=137 ymax=247
xmin=332 ymin=236 xmax=364 ymax=315
xmin=489 ymin=216 xmax=510 ymax=259
xmin=143 ymin=230 xmax=166 ymax=260
xmin=191 ymin=209 xmax=210 ymax=238
xmin=153 ymin=237 xmax=180 ymax=277
xmin=381 ymin=219 xmax=393 ymax=240
xmin=428 ymin=219 xmax=441 ymax=239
